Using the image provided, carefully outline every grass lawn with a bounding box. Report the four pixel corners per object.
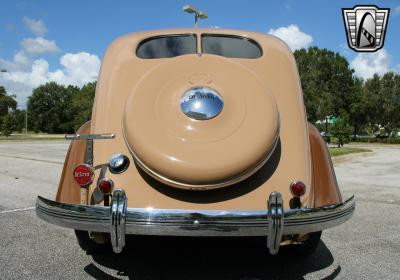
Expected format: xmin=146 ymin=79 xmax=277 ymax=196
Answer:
xmin=328 ymin=147 xmax=371 ymax=157
xmin=0 ymin=133 xmax=65 ymax=141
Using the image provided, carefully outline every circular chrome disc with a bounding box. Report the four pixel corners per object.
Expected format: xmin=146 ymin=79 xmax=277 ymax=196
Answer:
xmin=180 ymin=87 xmax=223 ymax=120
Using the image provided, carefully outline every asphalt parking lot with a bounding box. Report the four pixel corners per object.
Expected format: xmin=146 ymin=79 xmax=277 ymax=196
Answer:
xmin=0 ymin=141 xmax=399 ymax=279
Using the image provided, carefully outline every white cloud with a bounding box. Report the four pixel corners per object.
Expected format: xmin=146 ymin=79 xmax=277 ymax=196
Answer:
xmin=21 ymin=37 xmax=59 ymax=54
xmin=0 ymin=51 xmax=31 ymax=72
xmin=23 ymin=17 xmax=47 ymax=37
xmin=350 ymin=49 xmax=393 ymax=79
xmin=268 ymin=24 xmax=313 ymax=51
xmin=50 ymin=52 xmax=101 ymax=85
xmin=0 ymin=17 xmax=90 ymax=107
xmin=0 ymin=52 xmax=100 ymax=108
xmin=13 ymin=51 xmax=30 ymax=66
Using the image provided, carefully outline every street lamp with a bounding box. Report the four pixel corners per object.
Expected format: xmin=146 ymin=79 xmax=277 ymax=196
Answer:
xmin=325 ymin=115 xmax=329 ymax=133
xmin=25 ymin=108 xmax=28 ymax=133
xmin=183 ymin=4 xmax=208 ymax=28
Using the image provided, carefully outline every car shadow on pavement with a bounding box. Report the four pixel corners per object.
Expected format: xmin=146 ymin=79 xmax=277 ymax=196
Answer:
xmin=85 ymin=236 xmax=340 ymax=280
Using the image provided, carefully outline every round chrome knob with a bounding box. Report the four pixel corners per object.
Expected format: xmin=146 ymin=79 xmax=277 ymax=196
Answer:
xmin=108 ymin=153 xmax=130 ymax=174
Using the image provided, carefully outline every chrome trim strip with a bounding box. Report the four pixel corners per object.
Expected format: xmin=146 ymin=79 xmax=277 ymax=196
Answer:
xmin=65 ymin=133 xmax=116 ymax=140
xmin=65 ymin=133 xmax=115 ymax=165
xmin=36 ymin=194 xmax=355 ymax=251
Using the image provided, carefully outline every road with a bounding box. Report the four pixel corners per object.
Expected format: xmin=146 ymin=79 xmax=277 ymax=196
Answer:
xmin=0 ymin=141 xmax=399 ymax=279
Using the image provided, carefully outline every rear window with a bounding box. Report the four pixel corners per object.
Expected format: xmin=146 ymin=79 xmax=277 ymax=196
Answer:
xmin=136 ymin=34 xmax=197 ymax=59
xmin=201 ymin=34 xmax=262 ymax=59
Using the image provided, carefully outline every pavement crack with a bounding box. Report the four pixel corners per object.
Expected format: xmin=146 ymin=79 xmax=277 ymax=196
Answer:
xmin=0 ymin=154 xmax=63 ymax=165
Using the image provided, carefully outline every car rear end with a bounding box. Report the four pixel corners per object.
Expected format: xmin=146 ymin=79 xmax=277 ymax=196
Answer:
xmin=37 ymin=28 xmax=354 ymax=254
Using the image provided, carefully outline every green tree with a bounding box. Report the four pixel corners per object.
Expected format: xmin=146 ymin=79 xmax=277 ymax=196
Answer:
xmin=27 ymin=82 xmax=74 ymax=133
xmin=0 ymin=86 xmax=17 ymax=118
xmin=1 ymin=114 xmax=13 ymax=136
xmin=1 ymin=112 xmax=18 ymax=136
xmin=376 ymin=72 xmax=400 ymax=135
xmin=361 ymin=73 xmax=400 ymax=136
xmin=331 ymin=114 xmax=352 ymax=147
xmin=0 ymin=86 xmax=18 ymax=135
xmin=70 ymin=81 xmax=96 ymax=130
xmin=362 ymin=74 xmax=381 ymax=132
xmin=348 ymin=77 xmax=370 ymax=140
xmin=26 ymin=81 xmax=96 ymax=134
xmin=13 ymin=109 xmax=26 ymax=133
xmin=294 ymin=47 xmax=355 ymax=122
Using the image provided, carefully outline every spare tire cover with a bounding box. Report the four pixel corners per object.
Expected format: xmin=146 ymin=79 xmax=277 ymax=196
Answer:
xmin=123 ymin=55 xmax=279 ymax=190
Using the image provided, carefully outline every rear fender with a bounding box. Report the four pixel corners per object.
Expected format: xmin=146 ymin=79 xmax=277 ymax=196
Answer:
xmin=308 ymin=123 xmax=342 ymax=207
xmin=55 ymin=121 xmax=91 ymax=204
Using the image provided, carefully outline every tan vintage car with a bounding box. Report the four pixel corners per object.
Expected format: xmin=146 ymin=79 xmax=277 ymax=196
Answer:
xmin=36 ymin=28 xmax=355 ymax=255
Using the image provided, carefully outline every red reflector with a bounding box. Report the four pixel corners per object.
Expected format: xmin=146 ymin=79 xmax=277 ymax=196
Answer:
xmin=73 ymin=164 xmax=94 ymax=186
xmin=98 ymin=178 xmax=114 ymax=195
xmin=290 ymin=181 xmax=306 ymax=197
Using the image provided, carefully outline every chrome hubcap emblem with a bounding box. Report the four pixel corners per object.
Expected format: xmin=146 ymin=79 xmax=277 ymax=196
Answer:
xmin=180 ymin=87 xmax=224 ymax=120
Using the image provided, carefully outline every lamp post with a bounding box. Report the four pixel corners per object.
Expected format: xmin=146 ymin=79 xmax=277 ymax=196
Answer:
xmin=325 ymin=115 xmax=329 ymax=133
xmin=183 ymin=5 xmax=208 ymax=28
xmin=25 ymin=108 xmax=28 ymax=133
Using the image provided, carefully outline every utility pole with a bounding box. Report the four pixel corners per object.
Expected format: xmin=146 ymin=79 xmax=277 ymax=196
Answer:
xmin=25 ymin=109 xmax=28 ymax=133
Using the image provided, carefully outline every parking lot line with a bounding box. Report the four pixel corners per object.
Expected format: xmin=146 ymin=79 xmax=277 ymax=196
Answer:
xmin=0 ymin=206 xmax=35 ymax=214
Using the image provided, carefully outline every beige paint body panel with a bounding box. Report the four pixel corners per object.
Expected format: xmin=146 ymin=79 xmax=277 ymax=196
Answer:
xmin=123 ymin=54 xmax=279 ymax=188
xmin=55 ymin=29 xmax=341 ymax=211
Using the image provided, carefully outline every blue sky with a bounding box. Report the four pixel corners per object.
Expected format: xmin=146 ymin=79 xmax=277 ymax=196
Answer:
xmin=0 ymin=0 xmax=399 ymax=108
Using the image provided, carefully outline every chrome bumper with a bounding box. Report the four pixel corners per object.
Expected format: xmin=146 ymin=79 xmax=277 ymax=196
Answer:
xmin=36 ymin=190 xmax=355 ymax=254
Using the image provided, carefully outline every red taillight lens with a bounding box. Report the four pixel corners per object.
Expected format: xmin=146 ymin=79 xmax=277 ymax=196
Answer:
xmin=98 ymin=178 xmax=114 ymax=195
xmin=73 ymin=164 xmax=94 ymax=186
xmin=290 ymin=181 xmax=306 ymax=197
